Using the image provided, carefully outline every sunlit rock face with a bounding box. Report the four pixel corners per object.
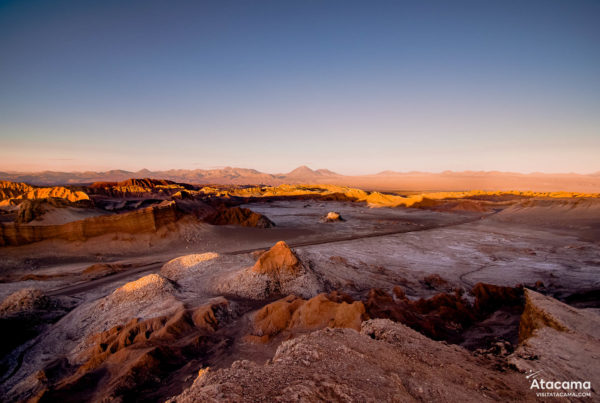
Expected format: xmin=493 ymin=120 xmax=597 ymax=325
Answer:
xmin=251 ymin=241 xmax=301 ymax=276
xmin=0 ymin=201 xmax=178 ymax=246
xmin=216 ymin=241 xmax=322 ymax=300
xmin=321 ymin=211 xmax=344 ymax=222
xmin=509 ymin=289 xmax=600 ymax=385
xmin=160 ymin=252 xmax=220 ymax=281
xmin=247 ymin=293 xmax=366 ymax=343
xmin=88 ymin=178 xmax=194 ymax=198
xmin=0 ymin=181 xmax=90 ymax=204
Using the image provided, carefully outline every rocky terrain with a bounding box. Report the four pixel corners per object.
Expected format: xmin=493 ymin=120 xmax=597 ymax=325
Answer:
xmin=0 ymin=179 xmax=598 ymax=401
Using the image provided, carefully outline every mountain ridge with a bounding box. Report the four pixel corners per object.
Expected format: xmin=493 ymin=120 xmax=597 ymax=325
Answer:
xmin=0 ymin=166 xmax=599 ymax=192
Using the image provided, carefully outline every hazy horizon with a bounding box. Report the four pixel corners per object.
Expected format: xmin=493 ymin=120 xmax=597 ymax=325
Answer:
xmin=0 ymin=164 xmax=598 ymax=177
xmin=1 ymin=0 xmax=599 ymax=174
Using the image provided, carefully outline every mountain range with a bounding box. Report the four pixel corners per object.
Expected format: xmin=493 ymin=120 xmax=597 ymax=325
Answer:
xmin=0 ymin=166 xmax=599 ymax=192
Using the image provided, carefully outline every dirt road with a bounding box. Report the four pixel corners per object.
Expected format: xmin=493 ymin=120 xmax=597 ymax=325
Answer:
xmin=47 ymin=213 xmax=490 ymax=297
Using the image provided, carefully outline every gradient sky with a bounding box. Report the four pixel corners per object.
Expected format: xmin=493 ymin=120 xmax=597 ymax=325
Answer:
xmin=0 ymin=0 xmax=598 ymax=174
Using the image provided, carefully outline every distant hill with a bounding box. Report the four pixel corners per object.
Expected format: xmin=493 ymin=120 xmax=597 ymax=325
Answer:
xmin=0 ymin=166 xmax=598 ymax=192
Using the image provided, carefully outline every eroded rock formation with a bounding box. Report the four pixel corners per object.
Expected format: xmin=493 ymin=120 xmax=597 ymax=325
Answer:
xmin=364 ymin=283 xmax=524 ymax=346
xmin=88 ymin=178 xmax=195 ymax=198
xmin=509 ymin=289 xmax=600 ymax=386
xmin=0 ymin=181 xmax=89 ymax=205
xmin=0 ymin=289 xmax=66 ymax=362
xmin=169 ymin=320 xmax=534 ymax=402
xmin=160 ymin=253 xmax=221 ymax=281
xmin=0 ymin=201 xmax=178 ymax=246
xmin=205 ymin=206 xmax=275 ymax=228
xmin=217 ymin=241 xmax=321 ymax=299
xmin=247 ymin=293 xmax=366 ymax=342
xmin=32 ymin=298 xmax=234 ymax=402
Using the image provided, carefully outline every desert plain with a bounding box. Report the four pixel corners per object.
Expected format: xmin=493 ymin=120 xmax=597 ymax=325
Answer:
xmin=0 ymin=170 xmax=599 ymax=402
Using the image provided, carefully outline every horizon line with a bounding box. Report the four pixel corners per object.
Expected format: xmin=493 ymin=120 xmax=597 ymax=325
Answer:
xmin=0 ymin=165 xmax=598 ymax=177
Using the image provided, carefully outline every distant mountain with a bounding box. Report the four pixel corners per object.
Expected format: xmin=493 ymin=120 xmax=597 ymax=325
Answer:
xmin=315 ymin=169 xmax=340 ymax=176
xmin=285 ymin=165 xmax=319 ymax=177
xmin=0 ymin=166 xmax=598 ymax=192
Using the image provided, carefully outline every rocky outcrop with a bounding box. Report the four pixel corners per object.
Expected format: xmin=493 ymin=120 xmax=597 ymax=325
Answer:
xmin=217 ymin=241 xmax=321 ymax=299
xmin=16 ymin=199 xmax=51 ymax=224
xmin=0 ymin=289 xmax=66 ymax=363
xmin=247 ymin=293 xmax=366 ymax=342
xmin=30 ymin=298 xmax=235 ymax=403
xmin=169 ymin=320 xmax=533 ymax=402
xmin=365 ymin=283 xmax=524 ymax=345
xmin=88 ymin=178 xmax=195 ymax=198
xmin=472 ymin=283 xmax=524 ymax=316
xmin=252 ymin=241 xmax=300 ymax=276
xmin=0 ymin=201 xmax=179 ymax=246
xmin=0 ymin=288 xmax=53 ymax=317
xmin=321 ymin=211 xmax=344 ymax=222
xmin=509 ymin=289 xmax=600 ymax=388
xmin=160 ymin=253 xmax=221 ymax=281
xmin=0 ymin=181 xmax=33 ymax=200
xmin=0 ymin=181 xmax=89 ymax=205
xmin=108 ymin=273 xmax=176 ymax=306
xmin=15 ymin=198 xmax=93 ymax=224
xmin=365 ymin=287 xmax=474 ymax=343
xmin=413 ymin=198 xmax=490 ymax=212
xmin=204 ymin=206 xmax=275 ymax=228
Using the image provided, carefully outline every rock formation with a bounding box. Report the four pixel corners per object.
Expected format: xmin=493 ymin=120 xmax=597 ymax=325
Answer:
xmin=248 ymin=293 xmax=366 ymax=342
xmin=216 ymin=241 xmax=321 ymax=299
xmin=0 ymin=181 xmax=89 ymax=205
xmin=252 ymin=241 xmax=301 ymax=276
xmin=14 ymin=198 xmax=93 ymax=224
xmin=0 ymin=288 xmax=55 ymax=318
xmin=321 ymin=211 xmax=344 ymax=222
xmin=509 ymin=289 xmax=600 ymax=386
xmin=204 ymin=206 xmax=275 ymax=228
xmin=0 ymin=201 xmax=179 ymax=246
xmin=29 ymin=298 xmax=235 ymax=402
xmin=88 ymin=178 xmax=195 ymax=198
xmin=0 ymin=289 xmax=66 ymax=364
xmin=364 ymin=283 xmax=524 ymax=345
xmin=169 ymin=320 xmax=533 ymax=402
xmin=160 ymin=253 xmax=221 ymax=281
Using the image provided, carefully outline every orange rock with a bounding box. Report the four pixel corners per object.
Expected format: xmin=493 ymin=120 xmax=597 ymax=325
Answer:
xmin=249 ymin=293 xmax=367 ymax=343
xmin=251 ymin=295 xmax=306 ymax=338
xmin=251 ymin=241 xmax=301 ymax=276
xmin=290 ymin=294 xmax=366 ymax=331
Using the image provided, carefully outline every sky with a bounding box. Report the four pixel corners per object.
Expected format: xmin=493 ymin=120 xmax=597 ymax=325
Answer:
xmin=0 ymin=0 xmax=598 ymax=175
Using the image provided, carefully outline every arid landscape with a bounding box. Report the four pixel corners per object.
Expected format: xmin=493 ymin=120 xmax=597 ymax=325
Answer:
xmin=2 ymin=1 xmax=599 ymax=401
xmin=0 ymin=174 xmax=598 ymax=401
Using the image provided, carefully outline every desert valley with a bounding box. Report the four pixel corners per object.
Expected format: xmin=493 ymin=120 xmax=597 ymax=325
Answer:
xmin=0 ymin=170 xmax=598 ymax=401
xmin=2 ymin=1 xmax=599 ymax=401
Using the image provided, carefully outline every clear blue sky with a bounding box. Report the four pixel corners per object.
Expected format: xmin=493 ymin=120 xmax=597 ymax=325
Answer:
xmin=0 ymin=0 xmax=598 ymax=174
